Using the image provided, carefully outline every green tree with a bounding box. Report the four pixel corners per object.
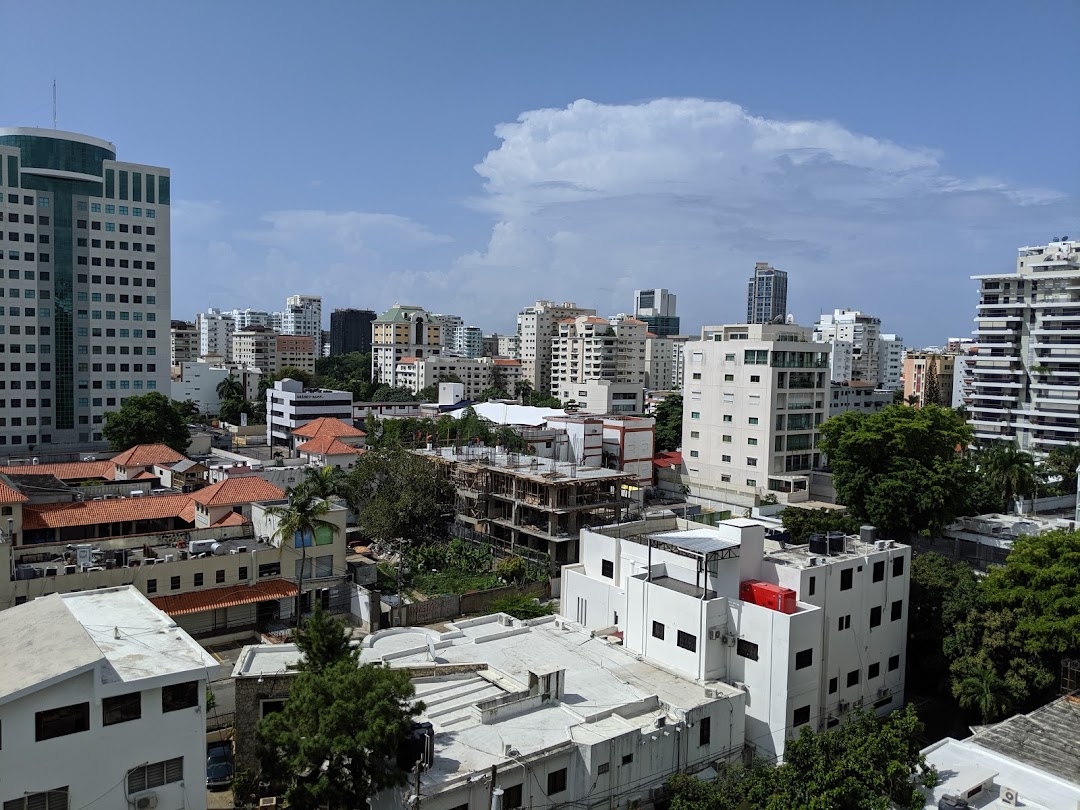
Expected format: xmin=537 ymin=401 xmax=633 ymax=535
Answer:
xmin=653 ymin=394 xmax=683 ymax=452
xmin=1044 ymin=443 xmax=1080 ymax=495
xmin=955 ymin=665 xmax=1011 ymax=724
xmin=257 ymin=615 xmax=422 ymax=810
xmin=779 ymin=506 xmax=863 ymax=545
xmin=907 ymin=553 xmax=982 ymax=696
xmin=924 ymin=362 xmax=939 ymax=406
xmin=296 ymin=465 xmax=347 ymax=502
xmin=818 ymin=404 xmax=976 ymax=536
xmin=268 ymin=489 xmax=340 ymax=628
xmin=102 ymin=392 xmax=192 ymax=453
xmin=216 ymin=374 xmax=245 ymax=402
xmin=294 ymin=603 xmax=354 ymax=673
xmin=668 ymin=706 xmax=934 ymax=810
xmin=977 ymin=443 xmax=1036 ymax=508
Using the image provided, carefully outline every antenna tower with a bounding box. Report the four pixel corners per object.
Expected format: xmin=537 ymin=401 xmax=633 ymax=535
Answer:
xmin=52 ymin=80 xmax=57 ymax=129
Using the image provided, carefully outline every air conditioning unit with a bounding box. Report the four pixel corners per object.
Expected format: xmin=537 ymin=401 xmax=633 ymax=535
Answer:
xmin=731 ymin=681 xmax=747 ymax=692
xmin=553 ymin=618 xmax=567 ymax=630
xmin=874 ymin=539 xmax=889 ymax=551
xmin=877 ymin=687 xmax=889 ymax=697
xmin=1001 ymin=786 xmax=1019 ymax=806
xmin=837 ymin=700 xmax=850 ymax=712
xmin=704 ymin=687 xmax=719 ymax=699
xmin=133 ymin=792 xmax=158 ymax=810
xmin=258 ymin=798 xmax=278 ymax=808
xmin=708 ymin=627 xmax=723 ymax=640
xmin=647 ymin=786 xmax=666 ymax=801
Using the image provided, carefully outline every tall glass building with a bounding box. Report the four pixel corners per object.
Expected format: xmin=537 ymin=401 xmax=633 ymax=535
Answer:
xmin=746 ymin=262 xmax=788 ymax=324
xmin=0 ymin=128 xmax=170 ymax=451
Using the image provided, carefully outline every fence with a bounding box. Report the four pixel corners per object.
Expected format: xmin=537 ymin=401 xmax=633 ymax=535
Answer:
xmin=450 ymin=521 xmax=552 ymax=569
xmin=909 ymin=535 xmax=1009 ymax=571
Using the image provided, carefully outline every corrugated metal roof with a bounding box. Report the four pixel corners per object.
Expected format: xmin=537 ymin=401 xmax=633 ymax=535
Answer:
xmin=650 ymin=528 xmax=740 ymax=555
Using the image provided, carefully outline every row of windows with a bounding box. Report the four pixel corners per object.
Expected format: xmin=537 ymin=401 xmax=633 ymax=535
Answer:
xmin=77 ymin=293 xmax=156 ymax=304
xmin=3 ymin=212 xmax=49 ymax=225
xmin=146 ymin=567 xmax=250 ymax=593
xmin=76 ymin=310 xmax=158 ymax=321
xmin=78 ymin=220 xmax=158 ymax=233
xmin=77 ymin=346 xmax=157 ymax=357
xmin=78 ymin=363 xmax=157 ymax=373
xmin=2 ymin=269 xmax=48 ymax=280
xmin=4 ymin=252 xmax=49 ymax=262
xmin=827 ymin=656 xmax=901 ymax=693
xmin=0 ymin=232 xmax=49 ymax=243
xmin=0 ymin=434 xmax=51 ymax=445
xmin=651 ymin=620 xmax=698 ymax=652
xmin=79 ymin=201 xmax=158 ymax=218
xmin=74 ymin=380 xmax=157 ymax=392
xmin=76 ymin=273 xmax=157 ymax=285
xmin=78 ymin=327 xmax=157 ymax=338
xmin=33 ymin=682 xmax=198 ymax=742
xmin=838 ymin=600 xmax=903 ymax=630
xmin=839 ymin=556 xmax=904 ymax=590
xmin=0 ymin=308 xmax=50 ymax=319
xmin=0 ymin=349 xmax=50 ymax=360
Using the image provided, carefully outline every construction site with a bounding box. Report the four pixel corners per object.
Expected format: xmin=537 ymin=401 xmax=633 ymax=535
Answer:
xmin=414 ymin=446 xmax=635 ymax=571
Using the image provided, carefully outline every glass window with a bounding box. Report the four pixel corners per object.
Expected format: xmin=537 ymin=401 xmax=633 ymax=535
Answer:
xmin=677 ymin=630 xmax=697 ymax=652
xmin=102 ymin=692 xmax=142 ymax=726
xmin=795 ymin=649 xmax=813 ymax=670
xmin=161 ymin=681 xmax=199 ymax=713
xmin=35 ymin=703 xmax=90 ymax=741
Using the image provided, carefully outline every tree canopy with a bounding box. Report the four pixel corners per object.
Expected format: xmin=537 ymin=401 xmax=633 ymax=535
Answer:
xmin=668 ymin=706 xmax=934 ymax=810
xmin=257 ymin=606 xmax=423 ymax=810
xmin=1045 ymin=444 xmax=1080 ymax=495
xmin=102 ymin=392 xmax=192 ymax=453
xmin=907 ymin=553 xmax=981 ymax=697
xmin=780 ymin=506 xmax=863 ymax=545
xmin=817 ymin=404 xmax=976 ymax=537
xmin=653 ymin=394 xmax=683 ymax=452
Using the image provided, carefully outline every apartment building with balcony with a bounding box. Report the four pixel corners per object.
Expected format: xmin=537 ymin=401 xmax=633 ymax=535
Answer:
xmin=371 ymin=304 xmax=443 ymax=386
xmin=562 ymin=516 xmax=909 ymax=761
xmin=516 ymin=300 xmax=596 ymax=392
xmin=813 ymin=309 xmax=902 ymax=390
xmin=682 ymin=324 xmax=829 ymax=511
xmin=392 ymin=355 xmax=523 ymax=400
xmin=0 ymin=586 xmax=219 ymax=810
xmin=969 ymin=237 xmax=1080 ymax=453
xmin=170 ymin=320 xmax=198 ymax=366
xmin=550 ymin=315 xmax=647 ymax=405
xmin=902 ymin=352 xmax=957 ymax=408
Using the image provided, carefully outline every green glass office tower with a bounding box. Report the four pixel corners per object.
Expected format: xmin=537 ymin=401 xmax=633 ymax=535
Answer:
xmin=0 ymin=128 xmax=170 ymax=451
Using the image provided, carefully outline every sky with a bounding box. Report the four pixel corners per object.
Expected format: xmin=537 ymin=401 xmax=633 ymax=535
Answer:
xmin=3 ymin=1 xmax=1077 ymax=346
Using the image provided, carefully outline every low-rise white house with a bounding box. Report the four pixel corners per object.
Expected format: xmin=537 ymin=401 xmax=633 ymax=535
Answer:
xmin=0 ymin=586 xmax=219 ymax=810
xmin=562 ymin=516 xmax=909 ymax=760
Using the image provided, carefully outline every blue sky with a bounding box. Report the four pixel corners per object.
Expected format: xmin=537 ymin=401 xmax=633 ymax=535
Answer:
xmin=3 ymin=1 xmax=1077 ymax=344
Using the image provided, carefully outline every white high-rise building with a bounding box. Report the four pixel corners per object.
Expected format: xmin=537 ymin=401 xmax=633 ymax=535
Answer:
xmin=970 ymin=237 xmax=1080 ymax=453
xmin=645 ymin=335 xmax=681 ymax=390
xmin=279 ymin=294 xmax=321 ymax=341
xmin=550 ymin=315 xmax=647 ymax=402
xmin=683 ymin=323 xmax=829 ymax=510
xmin=230 ymin=308 xmax=273 ymax=329
xmin=813 ymin=309 xmax=884 ymax=385
xmin=517 ymin=300 xmax=596 ymax=392
xmin=0 ymin=128 xmax=171 ymax=449
xmin=878 ymin=334 xmax=904 ymax=391
xmin=197 ymin=308 xmax=235 ymax=361
xmin=746 ymin=262 xmax=788 ymax=324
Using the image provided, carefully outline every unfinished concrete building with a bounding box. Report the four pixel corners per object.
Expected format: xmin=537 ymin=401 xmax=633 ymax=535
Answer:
xmin=416 ymin=447 xmax=634 ymax=571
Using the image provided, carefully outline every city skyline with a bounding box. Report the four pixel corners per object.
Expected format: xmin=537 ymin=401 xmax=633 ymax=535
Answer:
xmin=2 ymin=1 xmax=1076 ymax=347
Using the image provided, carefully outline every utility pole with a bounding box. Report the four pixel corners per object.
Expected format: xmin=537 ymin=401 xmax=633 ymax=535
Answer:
xmin=488 ymin=764 xmax=497 ymax=810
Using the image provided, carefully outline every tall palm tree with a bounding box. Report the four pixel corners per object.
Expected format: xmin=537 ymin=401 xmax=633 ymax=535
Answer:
xmin=216 ymin=373 xmax=245 ymax=402
xmin=298 ymin=465 xmax=346 ymax=502
xmin=956 ymin=665 xmax=1010 ymax=724
xmin=980 ymin=443 xmax=1036 ymax=509
xmin=269 ymin=489 xmax=340 ymax=628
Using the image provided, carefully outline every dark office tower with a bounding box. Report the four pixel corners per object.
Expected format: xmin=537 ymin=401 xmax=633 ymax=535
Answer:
xmin=0 ymin=128 xmax=171 ymax=450
xmin=633 ymin=288 xmax=680 ymax=336
xmin=329 ymin=308 xmax=376 ymax=355
xmin=746 ymin=262 xmax=788 ymax=324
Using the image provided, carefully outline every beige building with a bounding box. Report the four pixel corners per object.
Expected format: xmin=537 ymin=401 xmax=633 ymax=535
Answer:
xmin=683 ymin=323 xmax=830 ymax=510
xmin=516 ymin=300 xmax=596 ymax=392
xmin=170 ymin=320 xmax=199 ymax=366
xmin=550 ymin=315 xmax=647 ymax=400
xmin=371 ymin=304 xmax=443 ymax=387
xmin=274 ymin=334 xmax=317 ymax=375
xmin=231 ymin=327 xmax=315 ymax=375
xmin=902 ymin=352 xmax=956 ymax=408
xmin=394 ymin=355 xmax=524 ymax=400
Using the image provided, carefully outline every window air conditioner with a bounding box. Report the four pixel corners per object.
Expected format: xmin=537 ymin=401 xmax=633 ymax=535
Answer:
xmin=133 ymin=793 xmax=158 ymax=810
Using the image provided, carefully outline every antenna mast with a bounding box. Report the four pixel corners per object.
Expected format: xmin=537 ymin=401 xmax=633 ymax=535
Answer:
xmin=52 ymin=80 xmax=57 ymax=129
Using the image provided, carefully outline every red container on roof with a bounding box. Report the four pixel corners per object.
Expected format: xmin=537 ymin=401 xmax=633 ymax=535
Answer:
xmin=740 ymin=580 xmax=797 ymax=615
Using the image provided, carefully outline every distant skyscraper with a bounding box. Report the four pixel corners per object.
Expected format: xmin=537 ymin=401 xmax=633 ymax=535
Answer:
xmin=329 ymin=308 xmax=376 ymax=355
xmin=746 ymin=262 xmax=788 ymax=324
xmin=0 ymin=127 xmax=171 ymax=449
xmin=633 ymin=288 xmax=680 ymax=336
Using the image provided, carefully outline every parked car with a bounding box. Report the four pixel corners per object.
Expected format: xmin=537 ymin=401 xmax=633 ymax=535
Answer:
xmin=207 ymin=741 xmax=233 ymax=765
xmin=207 ymin=761 xmax=234 ymax=790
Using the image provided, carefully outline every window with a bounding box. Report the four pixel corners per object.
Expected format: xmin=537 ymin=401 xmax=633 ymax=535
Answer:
xmin=3 ymin=788 xmax=69 ymax=810
xmin=239 ymin=566 xmax=249 ymax=580
xmin=847 ymin=669 xmax=860 ymax=687
xmin=193 ymin=572 xmax=203 ymax=587
xmin=690 ymin=431 xmax=699 ymax=438
xmin=721 ymin=454 xmax=731 ymax=462
xmin=736 ymin=638 xmax=758 ymax=660
xmin=651 ymin=621 xmax=665 ymax=640
xmin=502 ymin=784 xmax=523 ymax=809
xmin=621 ymin=753 xmax=633 ymax=766
xmin=146 ymin=579 xmax=157 ymax=594
xmin=723 ymin=414 xmax=732 ymax=422
xmin=868 ymin=662 xmax=880 ymax=680
xmin=216 ymin=569 xmax=226 ymax=584
xmin=161 ymin=681 xmax=199 ymax=713
xmin=840 ymin=568 xmax=853 ymax=590
xmin=873 ymin=560 xmax=885 ymax=582
xmin=127 ymin=758 xmax=183 ymax=794
xmin=870 ymin=606 xmax=882 ymax=628
xmin=259 ymin=562 xmax=281 ymax=578
xmin=35 ymin=703 xmax=90 ymax=740
xmin=103 ymin=692 xmax=142 ymax=726
xmin=724 ymin=374 xmax=734 ymax=382
xmin=808 ymin=576 xmax=816 ymax=596
xmin=746 ymin=479 xmax=756 ymax=487
xmin=793 ymin=705 xmax=811 ymax=727
xmin=891 ymin=600 xmax=903 ymax=621
xmin=829 ymin=677 xmax=838 ymax=694
xmin=795 ymin=649 xmax=813 ymax=670
xmin=722 ymin=434 xmax=731 ymax=442
xmin=596 ymin=763 xmax=609 ymax=776
xmin=677 ymin=630 xmax=697 ymax=652
xmin=547 ymin=768 xmax=567 ymax=795
xmin=837 ymin=614 xmax=851 ymax=631
xmin=888 ymin=654 xmax=900 ymax=672
xmin=601 ymin=559 xmax=614 ymax=579
xmin=747 ymin=438 xmax=758 ymax=446
xmin=893 ymin=556 xmax=905 ymax=577
xmin=690 ymin=411 xmax=700 ymax=419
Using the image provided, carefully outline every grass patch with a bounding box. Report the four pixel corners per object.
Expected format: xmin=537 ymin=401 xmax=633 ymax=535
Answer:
xmin=412 ymin=569 xmax=501 ymax=596
xmin=488 ymin=592 xmax=555 ymax=620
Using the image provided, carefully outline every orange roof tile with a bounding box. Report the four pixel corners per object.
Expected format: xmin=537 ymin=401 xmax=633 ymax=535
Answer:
xmin=179 ymin=501 xmax=197 ymax=523
xmin=111 ymin=444 xmax=186 ymax=468
xmin=396 ymin=356 xmax=419 ymax=364
xmin=291 ymin=417 xmax=366 ymax=439
xmin=620 ymin=318 xmax=646 ymax=325
xmin=296 ymin=436 xmax=364 ymax=455
xmin=0 ymin=479 xmax=29 ymax=504
xmin=0 ymin=461 xmax=115 ymax=482
xmin=190 ymin=477 xmax=285 ymax=507
xmin=583 ymin=317 xmax=609 ymax=324
xmin=134 ymin=471 xmax=159 ymax=480
xmin=150 ymin=579 xmax=298 ymax=616
xmin=212 ymin=511 xmax=249 ymax=527
xmin=22 ymin=494 xmax=194 ymax=530
xmin=493 ymin=358 xmax=521 ymax=366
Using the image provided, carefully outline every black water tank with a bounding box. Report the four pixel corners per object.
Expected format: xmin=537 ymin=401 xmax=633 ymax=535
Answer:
xmin=827 ymin=531 xmax=846 ymax=554
xmin=808 ymin=533 xmax=828 ymax=555
xmin=396 ymin=722 xmax=434 ymax=771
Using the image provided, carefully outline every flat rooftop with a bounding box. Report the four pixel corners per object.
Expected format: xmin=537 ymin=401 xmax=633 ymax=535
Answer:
xmin=763 ymin=533 xmax=907 ymax=570
xmin=416 ymin=446 xmax=635 ymax=484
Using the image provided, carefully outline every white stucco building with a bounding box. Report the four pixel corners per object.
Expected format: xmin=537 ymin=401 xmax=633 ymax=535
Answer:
xmin=266 ymin=378 xmax=354 ymax=449
xmin=562 ymin=517 xmax=910 ymax=761
xmin=682 ymin=323 xmax=829 ymax=510
xmin=278 ymin=294 xmax=322 ymax=341
xmin=0 ymin=586 xmax=219 ymax=810
xmin=550 ymin=315 xmax=647 ymax=401
xmin=517 ymin=300 xmax=597 ymax=392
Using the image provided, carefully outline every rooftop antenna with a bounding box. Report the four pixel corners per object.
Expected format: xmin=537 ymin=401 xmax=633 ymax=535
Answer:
xmin=52 ymin=80 xmax=57 ymax=129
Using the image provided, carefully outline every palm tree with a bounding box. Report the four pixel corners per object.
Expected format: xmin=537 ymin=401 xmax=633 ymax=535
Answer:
xmin=269 ymin=488 xmax=340 ymax=629
xmin=956 ymin=665 xmax=1010 ymax=724
xmin=980 ymin=443 xmax=1036 ymax=509
xmin=297 ymin=465 xmax=346 ymax=502
xmin=905 ymin=394 xmax=919 ymax=407
xmin=216 ymin=374 xmax=245 ymax=402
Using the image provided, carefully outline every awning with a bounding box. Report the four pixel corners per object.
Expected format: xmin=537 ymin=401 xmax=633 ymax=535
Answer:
xmin=150 ymin=579 xmax=298 ymax=616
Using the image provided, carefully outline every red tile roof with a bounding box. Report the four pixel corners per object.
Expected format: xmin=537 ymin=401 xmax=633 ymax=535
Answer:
xmin=0 ymin=461 xmax=115 ymax=482
xmin=111 ymin=444 xmax=186 ymax=468
xmin=297 ymin=436 xmax=364 ymax=456
xmin=134 ymin=471 xmax=159 ymax=480
xmin=150 ymin=579 xmax=298 ymax=616
xmin=493 ymin=358 xmax=521 ymax=366
xmin=0 ymin=479 xmax=29 ymax=504
xmin=292 ymin=417 xmax=366 ymax=439
xmin=22 ymin=494 xmax=194 ymax=530
xmin=652 ymin=451 xmax=683 ymax=469
xmin=190 ymin=477 xmax=285 ymax=507
xmin=212 ymin=511 xmax=249 ymax=527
